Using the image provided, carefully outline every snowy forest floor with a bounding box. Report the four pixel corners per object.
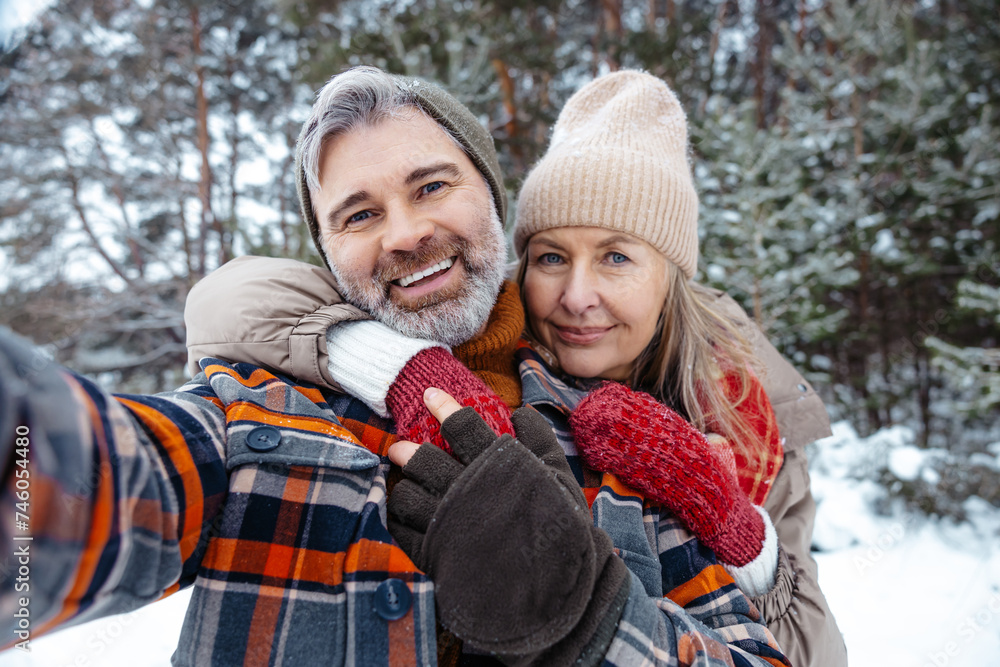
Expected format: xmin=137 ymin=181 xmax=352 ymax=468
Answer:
xmin=3 ymin=421 xmax=999 ymax=667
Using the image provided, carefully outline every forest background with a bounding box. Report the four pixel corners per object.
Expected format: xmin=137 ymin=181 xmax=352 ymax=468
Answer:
xmin=1 ymin=0 xmax=997 ymax=519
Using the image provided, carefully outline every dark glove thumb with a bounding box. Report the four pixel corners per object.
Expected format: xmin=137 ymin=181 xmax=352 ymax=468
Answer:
xmin=440 ymin=406 xmax=499 ymax=465
xmin=512 ymin=406 xmax=578 ymax=476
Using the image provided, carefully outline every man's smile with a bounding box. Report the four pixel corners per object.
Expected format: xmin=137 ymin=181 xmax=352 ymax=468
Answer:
xmin=389 ymin=255 xmax=464 ymax=304
xmin=394 ymin=256 xmax=456 ymax=287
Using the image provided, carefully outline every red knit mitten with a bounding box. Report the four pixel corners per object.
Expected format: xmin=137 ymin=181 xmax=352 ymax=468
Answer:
xmin=569 ymin=381 xmax=765 ymax=567
xmin=387 ymin=347 xmax=514 ymax=456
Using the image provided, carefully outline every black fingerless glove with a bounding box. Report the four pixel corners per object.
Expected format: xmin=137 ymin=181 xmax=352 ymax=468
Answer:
xmin=387 ymin=405 xmax=630 ymax=666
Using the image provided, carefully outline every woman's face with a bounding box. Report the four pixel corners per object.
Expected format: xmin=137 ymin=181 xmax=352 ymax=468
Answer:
xmin=523 ymin=227 xmax=670 ymax=381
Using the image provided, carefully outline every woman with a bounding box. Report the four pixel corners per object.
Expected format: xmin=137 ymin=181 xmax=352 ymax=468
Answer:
xmin=185 ymin=71 xmax=844 ymax=666
xmin=510 ymin=69 xmax=785 ymax=591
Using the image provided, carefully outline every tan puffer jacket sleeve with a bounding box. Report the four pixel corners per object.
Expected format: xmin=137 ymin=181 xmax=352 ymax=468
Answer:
xmin=710 ymin=290 xmax=847 ymax=667
xmin=184 ymin=256 xmax=371 ymax=389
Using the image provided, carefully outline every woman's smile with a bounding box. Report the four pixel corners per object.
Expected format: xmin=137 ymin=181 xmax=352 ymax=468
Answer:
xmin=552 ymin=324 xmax=615 ymax=345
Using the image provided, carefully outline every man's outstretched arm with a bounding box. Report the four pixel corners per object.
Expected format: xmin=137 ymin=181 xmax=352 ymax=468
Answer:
xmin=0 ymin=328 xmax=228 ymax=647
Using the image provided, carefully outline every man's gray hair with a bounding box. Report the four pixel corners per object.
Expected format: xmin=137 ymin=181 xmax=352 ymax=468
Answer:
xmin=298 ymin=66 xmax=426 ymax=195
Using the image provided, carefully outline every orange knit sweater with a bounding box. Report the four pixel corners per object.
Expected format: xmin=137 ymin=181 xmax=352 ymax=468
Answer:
xmin=452 ymin=280 xmax=524 ymax=409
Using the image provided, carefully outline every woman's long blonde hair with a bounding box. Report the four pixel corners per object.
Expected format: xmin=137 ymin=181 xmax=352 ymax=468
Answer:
xmin=517 ymin=257 xmax=771 ymax=468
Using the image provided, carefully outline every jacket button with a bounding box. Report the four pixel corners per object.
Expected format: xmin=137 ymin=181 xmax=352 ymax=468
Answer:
xmin=797 ymin=383 xmax=808 ymax=392
xmin=374 ymin=578 xmax=412 ymax=621
xmin=246 ymin=426 xmax=282 ymax=451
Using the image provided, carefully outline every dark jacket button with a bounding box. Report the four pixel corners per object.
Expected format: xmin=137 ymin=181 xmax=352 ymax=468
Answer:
xmin=374 ymin=578 xmax=412 ymax=621
xmin=246 ymin=426 xmax=282 ymax=451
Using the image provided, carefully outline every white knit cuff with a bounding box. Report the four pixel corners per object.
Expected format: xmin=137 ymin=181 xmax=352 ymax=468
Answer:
xmin=325 ymin=320 xmax=447 ymax=418
xmin=722 ymin=505 xmax=779 ymax=598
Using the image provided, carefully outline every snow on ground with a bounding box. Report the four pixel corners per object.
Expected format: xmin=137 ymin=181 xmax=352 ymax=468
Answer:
xmin=810 ymin=421 xmax=1000 ymax=667
xmin=0 ymin=588 xmax=191 ymax=667
xmin=2 ymin=421 xmax=998 ymax=666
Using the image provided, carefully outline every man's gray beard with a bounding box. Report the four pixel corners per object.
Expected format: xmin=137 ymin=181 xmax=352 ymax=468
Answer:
xmin=330 ymin=206 xmax=507 ymax=347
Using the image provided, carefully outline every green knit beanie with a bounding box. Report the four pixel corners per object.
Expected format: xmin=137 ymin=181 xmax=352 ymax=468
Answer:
xmin=296 ymin=72 xmax=507 ymax=269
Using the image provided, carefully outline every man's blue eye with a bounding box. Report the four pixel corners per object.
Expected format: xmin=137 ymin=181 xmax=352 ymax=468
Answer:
xmin=348 ymin=211 xmax=372 ymax=223
xmin=422 ymin=181 xmax=443 ymax=194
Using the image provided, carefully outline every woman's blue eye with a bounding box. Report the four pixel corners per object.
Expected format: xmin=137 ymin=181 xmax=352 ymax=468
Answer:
xmin=422 ymin=181 xmax=444 ymax=194
xmin=609 ymin=252 xmax=629 ymax=264
xmin=538 ymin=253 xmax=562 ymax=265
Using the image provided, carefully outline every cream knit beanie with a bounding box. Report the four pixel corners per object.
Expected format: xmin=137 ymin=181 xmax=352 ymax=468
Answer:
xmin=513 ymin=70 xmax=699 ymax=278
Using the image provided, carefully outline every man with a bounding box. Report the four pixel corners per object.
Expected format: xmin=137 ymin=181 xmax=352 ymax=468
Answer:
xmin=1 ymin=66 xmax=790 ymax=666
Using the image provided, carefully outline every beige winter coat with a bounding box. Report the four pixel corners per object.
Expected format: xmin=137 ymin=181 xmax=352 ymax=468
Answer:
xmin=185 ymin=255 xmax=848 ymax=667
xmin=711 ymin=289 xmax=848 ymax=667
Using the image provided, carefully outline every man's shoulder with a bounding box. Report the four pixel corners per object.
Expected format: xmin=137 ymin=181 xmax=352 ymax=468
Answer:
xmin=185 ymin=255 xmax=370 ymax=384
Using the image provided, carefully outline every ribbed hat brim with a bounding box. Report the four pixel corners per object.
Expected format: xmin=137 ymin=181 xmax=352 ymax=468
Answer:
xmin=514 ymin=146 xmax=699 ymax=278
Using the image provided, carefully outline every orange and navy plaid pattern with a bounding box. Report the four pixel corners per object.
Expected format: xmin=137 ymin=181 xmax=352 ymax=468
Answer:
xmin=2 ymin=358 xmax=435 ymax=666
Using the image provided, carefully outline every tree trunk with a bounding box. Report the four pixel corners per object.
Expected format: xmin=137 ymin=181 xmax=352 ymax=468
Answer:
xmin=797 ymin=0 xmax=808 ymax=49
xmin=915 ymin=349 xmax=932 ymax=447
xmin=600 ymin=0 xmax=623 ymax=71
xmin=280 ymin=134 xmax=294 ymax=257
xmin=699 ymin=1 xmax=729 ymax=116
xmin=752 ymin=0 xmax=777 ymax=129
xmin=222 ymin=56 xmax=239 ymax=266
xmin=877 ymin=288 xmax=894 ymax=427
xmin=851 ymin=78 xmax=865 ymax=158
xmin=192 ymin=6 xmax=213 ymax=278
xmin=752 ymin=274 xmax=763 ymax=326
xmin=856 ymin=249 xmax=881 ymax=430
xmin=492 ymin=57 xmax=522 ymax=169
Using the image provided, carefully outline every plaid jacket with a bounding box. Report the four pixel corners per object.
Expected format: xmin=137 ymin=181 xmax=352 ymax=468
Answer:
xmin=3 ymin=348 xmax=787 ymax=666
xmin=2 ymin=357 xmax=435 ymax=666
xmin=515 ymin=343 xmax=790 ymax=667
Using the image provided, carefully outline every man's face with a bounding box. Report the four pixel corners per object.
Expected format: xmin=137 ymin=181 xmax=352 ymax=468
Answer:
xmin=313 ymin=110 xmax=506 ymax=345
